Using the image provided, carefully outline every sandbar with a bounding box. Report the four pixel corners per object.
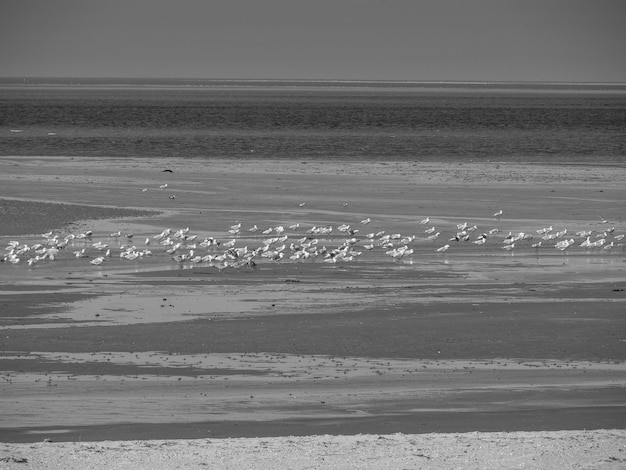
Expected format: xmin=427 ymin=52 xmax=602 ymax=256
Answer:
xmin=0 ymin=156 xmax=625 ymax=467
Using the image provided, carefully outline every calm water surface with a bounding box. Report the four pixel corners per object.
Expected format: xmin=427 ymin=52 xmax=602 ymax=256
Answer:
xmin=1 ymin=79 xmax=625 ymax=164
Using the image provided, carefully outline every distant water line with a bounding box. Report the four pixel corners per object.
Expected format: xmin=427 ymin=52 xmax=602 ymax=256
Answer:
xmin=1 ymin=80 xmax=625 ymax=163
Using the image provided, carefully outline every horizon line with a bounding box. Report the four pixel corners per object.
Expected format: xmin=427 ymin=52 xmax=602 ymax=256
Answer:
xmin=1 ymin=76 xmax=626 ymax=87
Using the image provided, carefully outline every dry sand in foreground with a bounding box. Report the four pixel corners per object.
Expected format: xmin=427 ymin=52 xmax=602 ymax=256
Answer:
xmin=1 ymin=430 xmax=625 ymax=469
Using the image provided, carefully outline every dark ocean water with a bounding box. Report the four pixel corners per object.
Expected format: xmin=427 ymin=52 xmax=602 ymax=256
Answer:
xmin=1 ymin=79 xmax=625 ymax=163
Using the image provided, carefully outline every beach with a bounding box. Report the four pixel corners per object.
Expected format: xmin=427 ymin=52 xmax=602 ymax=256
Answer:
xmin=1 ymin=156 xmax=625 ymax=468
xmin=1 ymin=430 xmax=625 ymax=469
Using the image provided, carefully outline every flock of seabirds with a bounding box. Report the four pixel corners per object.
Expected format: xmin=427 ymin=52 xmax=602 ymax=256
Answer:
xmin=2 ymin=206 xmax=624 ymax=271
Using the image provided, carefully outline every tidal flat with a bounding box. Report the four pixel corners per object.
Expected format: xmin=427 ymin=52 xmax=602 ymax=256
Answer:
xmin=0 ymin=156 xmax=625 ymax=468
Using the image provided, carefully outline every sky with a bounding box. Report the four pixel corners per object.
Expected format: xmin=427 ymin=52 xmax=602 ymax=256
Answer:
xmin=1 ymin=0 xmax=625 ymax=83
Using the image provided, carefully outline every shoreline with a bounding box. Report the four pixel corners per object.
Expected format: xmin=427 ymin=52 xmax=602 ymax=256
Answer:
xmin=1 ymin=156 xmax=625 ymax=467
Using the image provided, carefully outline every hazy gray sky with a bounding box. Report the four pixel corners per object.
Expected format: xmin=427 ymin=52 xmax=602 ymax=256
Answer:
xmin=1 ymin=0 xmax=625 ymax=82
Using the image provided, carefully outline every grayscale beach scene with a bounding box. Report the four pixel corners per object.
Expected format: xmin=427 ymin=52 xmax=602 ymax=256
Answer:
xmin=1 ymin=1 xmax=625 ymax=468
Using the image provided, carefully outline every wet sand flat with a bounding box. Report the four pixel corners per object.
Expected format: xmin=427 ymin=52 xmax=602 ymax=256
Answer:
xmin=0 ymin=156 xmax=625 ymax=466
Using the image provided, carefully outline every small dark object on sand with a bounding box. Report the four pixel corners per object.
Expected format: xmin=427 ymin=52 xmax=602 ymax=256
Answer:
xmin=0 ymin=456 xmax=28 ymax=463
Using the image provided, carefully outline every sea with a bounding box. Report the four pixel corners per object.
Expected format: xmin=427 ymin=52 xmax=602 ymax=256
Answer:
xmin=1 ymin=77 xmax=625 ymax=165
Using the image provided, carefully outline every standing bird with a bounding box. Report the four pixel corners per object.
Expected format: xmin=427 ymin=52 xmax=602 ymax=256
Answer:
xmin=436 ymin=244 xmax=450 ymax=253
xmin=493 ymin=209 xmax=503 ymax=218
